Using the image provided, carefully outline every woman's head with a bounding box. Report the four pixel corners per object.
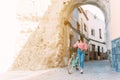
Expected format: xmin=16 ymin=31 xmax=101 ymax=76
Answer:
xmin=80 ymin=35 xmax=84 ymax=42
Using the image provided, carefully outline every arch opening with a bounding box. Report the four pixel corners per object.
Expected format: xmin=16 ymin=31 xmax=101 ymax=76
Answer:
xmin=62 ymin=0 xmax=110 ymax=65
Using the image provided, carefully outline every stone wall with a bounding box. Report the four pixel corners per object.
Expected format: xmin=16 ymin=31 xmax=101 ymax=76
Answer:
xmin=11 ymin=0 xmax=70 ymax=70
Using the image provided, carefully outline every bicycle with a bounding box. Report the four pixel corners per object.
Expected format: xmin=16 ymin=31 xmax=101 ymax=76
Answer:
xmin=67 ymin=52 xmax=79 ymax=74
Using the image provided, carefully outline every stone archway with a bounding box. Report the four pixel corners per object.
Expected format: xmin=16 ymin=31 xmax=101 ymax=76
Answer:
xmin=11 ymin=0 xmax=110 ymax=70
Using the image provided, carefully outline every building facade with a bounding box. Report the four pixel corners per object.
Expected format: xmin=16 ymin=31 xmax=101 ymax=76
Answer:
xmin=68 ymin=7 xmax=107 ymax=61
xmin=86 ymin=10 xmax=107 ymax=60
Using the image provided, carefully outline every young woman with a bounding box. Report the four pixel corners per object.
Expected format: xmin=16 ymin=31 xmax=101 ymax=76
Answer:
xmin=73 ymin=37 xmax=88 ymax=74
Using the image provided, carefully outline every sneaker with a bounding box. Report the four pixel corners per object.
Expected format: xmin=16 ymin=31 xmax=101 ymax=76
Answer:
xmin=80 ymin=69 xmax=83 ymax=74
xmin=75 ymin=65 xmax=79 ymax=70
xmin=80 ymin=72 xmax=83 ymax=74
xmin=76 ymin=67 xmax=79 ymax=71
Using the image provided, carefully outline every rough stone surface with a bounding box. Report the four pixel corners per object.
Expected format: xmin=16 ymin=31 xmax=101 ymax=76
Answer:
xmin=11 ymin=0 xmax=110 ymax=70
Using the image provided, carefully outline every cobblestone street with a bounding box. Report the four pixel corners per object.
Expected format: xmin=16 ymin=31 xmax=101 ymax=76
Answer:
xmin=0 ymin=60 xmax=120 ymax=80
xmin=33 ymin=60 xmax=120 ymax=80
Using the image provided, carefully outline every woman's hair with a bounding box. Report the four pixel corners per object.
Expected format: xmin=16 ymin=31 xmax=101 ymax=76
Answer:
xmin=78 ymin=39 xmax=80 ymax=42
xmin=80 ymin=35 xmax=84 ymax=42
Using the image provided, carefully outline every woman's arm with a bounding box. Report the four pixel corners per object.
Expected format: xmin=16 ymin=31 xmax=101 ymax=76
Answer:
xmin=73 ymin=42 xmax=78 ymax=48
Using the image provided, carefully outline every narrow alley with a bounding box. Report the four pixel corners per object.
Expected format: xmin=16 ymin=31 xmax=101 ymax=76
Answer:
xmin=35 ymin=60 xmax=120 ymax=80
xmin=0 ymin=60 xmax=120 ymax=80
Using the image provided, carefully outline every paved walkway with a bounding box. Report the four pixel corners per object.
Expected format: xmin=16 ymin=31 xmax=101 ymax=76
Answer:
xmin=0 ymin=60 xmax=120 ymax=80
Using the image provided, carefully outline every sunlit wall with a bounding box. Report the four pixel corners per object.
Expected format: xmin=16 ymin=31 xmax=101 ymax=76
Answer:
xmin=0 ymin=0 xmax=50 ymax=73
xmin=110 ymin=0 xmax=120 ymax=40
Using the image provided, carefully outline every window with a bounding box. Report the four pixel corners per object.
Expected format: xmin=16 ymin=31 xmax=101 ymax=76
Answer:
xmin=91 ymin=29 xmax=95 ymax=36
xmin=84 ymin=24 xmax=87 ymax=32
xmin=94 ymin=15 xmax=97 ymax=19
xmin=102 ymin=47 xmax=104 ymax=53
xmin=99 ymin=29 xmax=102 ymax=39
